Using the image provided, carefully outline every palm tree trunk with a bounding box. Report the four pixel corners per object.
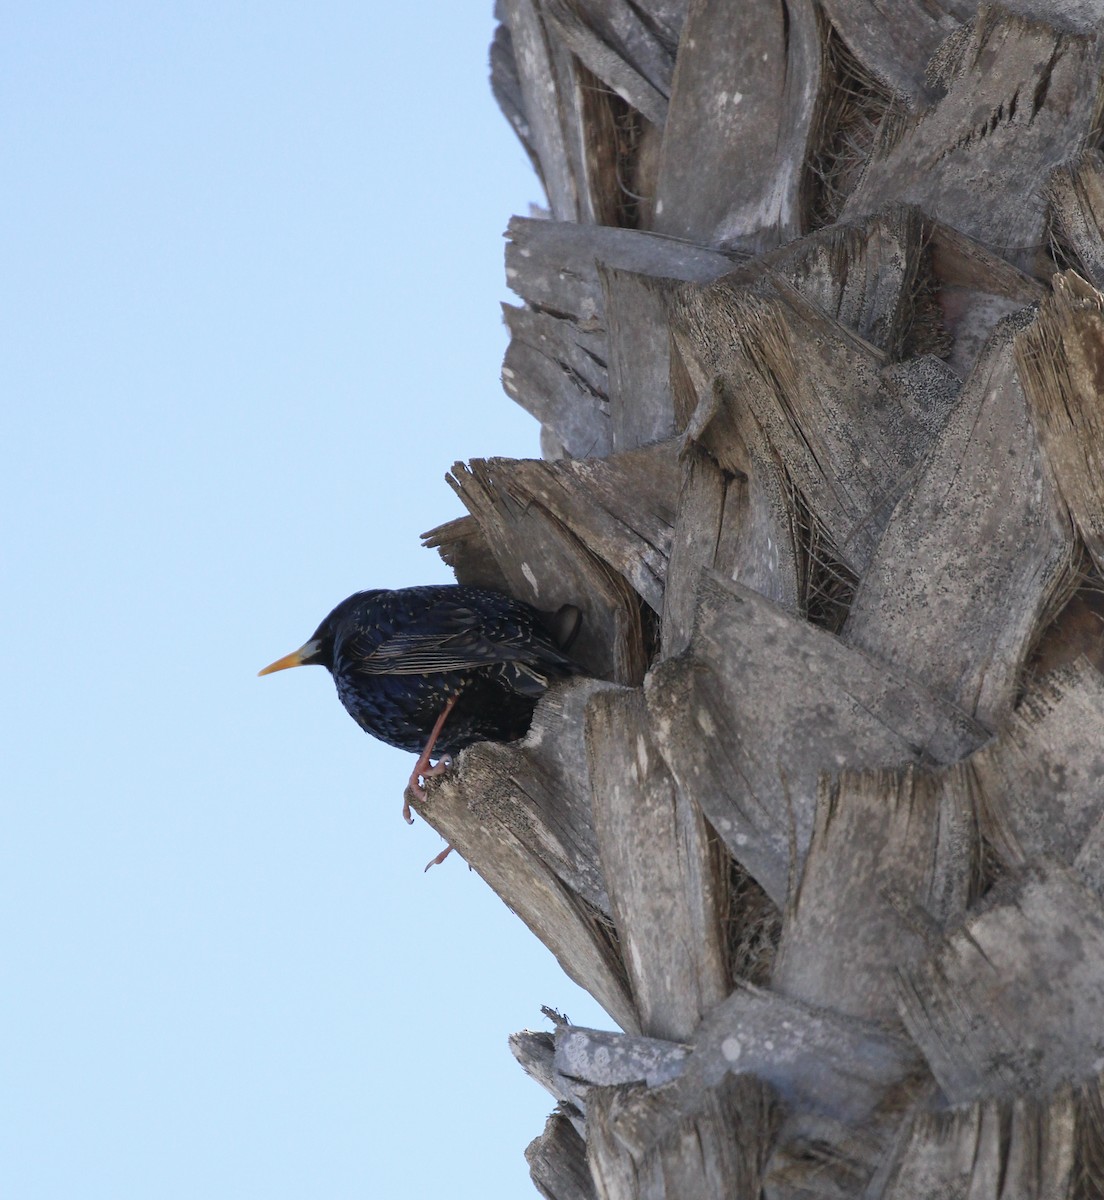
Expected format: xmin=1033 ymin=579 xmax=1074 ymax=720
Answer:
xmin=415 ymin=2 xmax=1104 ymax=1195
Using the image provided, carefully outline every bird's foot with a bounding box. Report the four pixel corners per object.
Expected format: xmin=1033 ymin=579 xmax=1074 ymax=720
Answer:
xmin=403 ymin=754 xmax=454 ymax=822
xmin=424 ymin=844 xmax=454 ymax=871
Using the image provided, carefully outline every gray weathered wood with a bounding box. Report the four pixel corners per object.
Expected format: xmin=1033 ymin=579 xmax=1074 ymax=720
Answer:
xmin=409 ymin=709 xmax=639 ymax=1033
xmin=505 ymin=217 xmax=738 ymax=323
xmin=843 ymin=10 xmax=1104 ymax=267
xmin=874 ymin=1089 xmax=1082 ymax=1200
xmin=447 ymin=460 xmax=648 ymax=684
xmin=1017 ymin=271 xmax=1104 ymax=577
xmin=774 ymin=766 xmax=974 ymax=1025
xmin=926 ymin=218 xmax=1043 ymax=377
xmin=897 ymin=860 xmax=1104 ymax=1102
xmin=748 ymin=206 xmax=927 ymax=357
xmin=503 ymin=302 xmax=612 ymax=458
xmin=651 ymin=0 xmax=823 ymax=251
xmin=646 ymin=571 xmax=985 ymax=904
xmin=659 ymin=439 xmax=800 ymax=660
xmin=586 ymin=687 xmax=728 ymax=1040
xmin=479 ymin=443 xmax=680 ymax=614
xmin=433 ymin=677 xmax=615 ymax=915
xmin=1048 ymin=150 xmax=1104 ymax=290
xmin=820 ymin=0 xmax=958 ymax=102
xmin=587 ymin=1074 xmax=774 ymax=1200
xmin=972 ymin=660 xmax=1104 ymax=872
xmin=499 ymin=0 xmax=588 ymax=221
xmin=420 ymin=514 xmax=512 ymax=593
xmin=513 ymin=1029 xmax=590 ymax=1128
xmin=569 ymin=985 xmax=917 ymax=1177
xmin=490 ymin=19 xmax=542 ymax=179
xmin=539 ymin=0 xmax=672 ymax=126
xmin=673 ymin=273 xmax=961 ymax=575
xmin=845 ymin=311 xmax=1074 ymax=727
xmin=527 ymin=1114 xmax=598 ymax=1200
xmin=599 ymin=266 xmax=680 ymax=451
xmin=555 ymin=1027 xmax=690 ymax=1089
xmin=503 ymin=219 xmax=737 ymax=456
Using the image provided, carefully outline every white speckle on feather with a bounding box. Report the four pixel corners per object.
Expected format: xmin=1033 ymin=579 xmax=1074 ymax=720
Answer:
xmin=736 ymin=833 xmax=748 ymax=846
xmin=502 ymin=367 xmax=515 ymax=380
xmin=636 ymin=735 xmax=649 ymax=775
xmin=505 ymin=267 xmax=518 ymax=279
xmin=519 ymin=247 xmax=531 ymax=257
xmin=697 ymin=708 xmax=715 ymax=736
xmin=521 ymin=562 xmax=539 ymax=593
xmin=721 ymin=1037 xmax=741 ymax=1062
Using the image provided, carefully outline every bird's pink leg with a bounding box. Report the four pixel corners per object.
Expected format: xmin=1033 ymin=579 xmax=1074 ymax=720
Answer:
xmin=403 ymin=694 xmax=459 ymax=823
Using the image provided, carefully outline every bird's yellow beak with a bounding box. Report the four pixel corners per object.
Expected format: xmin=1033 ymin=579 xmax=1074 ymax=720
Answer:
xmin=258 ymin=640 xmax=317 ymax=676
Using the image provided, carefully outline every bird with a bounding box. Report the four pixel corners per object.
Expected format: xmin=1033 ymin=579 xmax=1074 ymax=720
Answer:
xmin=258 ymin=584 xmax=581 ymax=865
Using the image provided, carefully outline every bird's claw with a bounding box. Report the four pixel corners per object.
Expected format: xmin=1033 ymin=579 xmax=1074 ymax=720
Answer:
xmin=424 ymin=845 xmax=454 ymax=871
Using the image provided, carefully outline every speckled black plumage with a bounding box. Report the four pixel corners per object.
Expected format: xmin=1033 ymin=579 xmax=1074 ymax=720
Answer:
xmin=279 ymin=585 xmax=579 ymax=755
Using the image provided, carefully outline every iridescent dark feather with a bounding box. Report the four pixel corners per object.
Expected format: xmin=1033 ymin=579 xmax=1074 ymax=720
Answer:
xmin=261 ymin=584 xmax=580 ymax=756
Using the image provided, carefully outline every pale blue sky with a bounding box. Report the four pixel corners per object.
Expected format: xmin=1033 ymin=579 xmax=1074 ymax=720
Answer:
xmin=3 ymin=6 xmax=609 ymax=1197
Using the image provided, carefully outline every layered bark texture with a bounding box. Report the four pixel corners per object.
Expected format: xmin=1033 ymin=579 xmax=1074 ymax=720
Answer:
xmin=413 ymin=2 xmax=1104 ymax=1195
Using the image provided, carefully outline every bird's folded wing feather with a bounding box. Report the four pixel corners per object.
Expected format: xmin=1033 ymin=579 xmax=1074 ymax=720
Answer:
xmin=345 ymin=605 xmax=567 ymax=676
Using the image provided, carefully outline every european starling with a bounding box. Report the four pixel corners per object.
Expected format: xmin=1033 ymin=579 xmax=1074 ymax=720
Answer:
xmin=258 ymin=585 xmax=580 ymax=860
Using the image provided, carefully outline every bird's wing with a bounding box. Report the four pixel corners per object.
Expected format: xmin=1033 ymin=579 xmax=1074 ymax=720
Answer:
xmin=345 ymin=601 xmax=571 ymax=677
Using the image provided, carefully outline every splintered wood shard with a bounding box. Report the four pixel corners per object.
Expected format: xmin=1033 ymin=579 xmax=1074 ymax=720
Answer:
xmin=845 ymin=310 xmax=1074 ymax=727
xmin=598 ymin=265 xmax=682 ymax=451
xmin=447 ymin=459 xmax=648 ymax=684
xmin=490 ymin=21 xmax=541 ymax=180
xmin=651 ymin=0 xmax=824 ymax=251
xmin=819 ymin=0 xmax=957 ymax=102
xmin=555 ymin=1027 xmax=691 ymax=1090
xmin=660 ymin=439 xmax=799 ymax=660
xmin=775 ymin=767 xmax=975 ymax=1026
xmin=526 ymin=1114 xmax=597 ymax=1200
xmin=497 ymin=0 xmax=588 ymax=222
xmin=503 ymin=218 xmax=738 ymax=456
xmin=745 ymin=206 xmax=928 ymax=358
xmin=897 ymin=860 xmax=1104 ymax=1103
xmin=672 ymin=271 xmax=961 ymax=577
xmin=512 ymin=1030 xmax=590 ymax=1126
xmin=507 ymin=677 xmax=618 ymax=912
xmin=646 ymin=571 xmax=985 ymax=905
xmin=505 ymin=217 xmax=738 ymax=322
xmin=474 ymin=443 xmax=680 ymax=613
xmin=1048 ymin=151 xmax=1104 ymax=289
xmin=877 ymin=1088 xmax=1085 ymax=1200
xmin=538 ymin=0 xmax=674 ymax=126
xmin=563 ymin=986 xmax=917 ymax=1156
xmin=925 ymin=218 xmax=1043 ymax=378
xmin=503 ymin=303 xmax=611 ymax=459
xmin=586 ymin=687 xmax=728 ymax=1040
xmin=1016 ymin=271 xmax=1104 ymax=576
xmin=843 ymin=9 xmax=1104 ymax=265
xmin=409 ymin=682 xmax=639 ymax=1034
xmin=972 ymin=661 xmax=1104 ymax=874
xmin=586 ymin=1074 xmax=775 ymax=1200
xmin=420 ymin=515 xmax=511 ymax=593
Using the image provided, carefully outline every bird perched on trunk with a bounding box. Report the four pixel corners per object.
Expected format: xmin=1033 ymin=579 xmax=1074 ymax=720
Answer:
xmin=259 ymin=584 xmax=580 ymax=863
